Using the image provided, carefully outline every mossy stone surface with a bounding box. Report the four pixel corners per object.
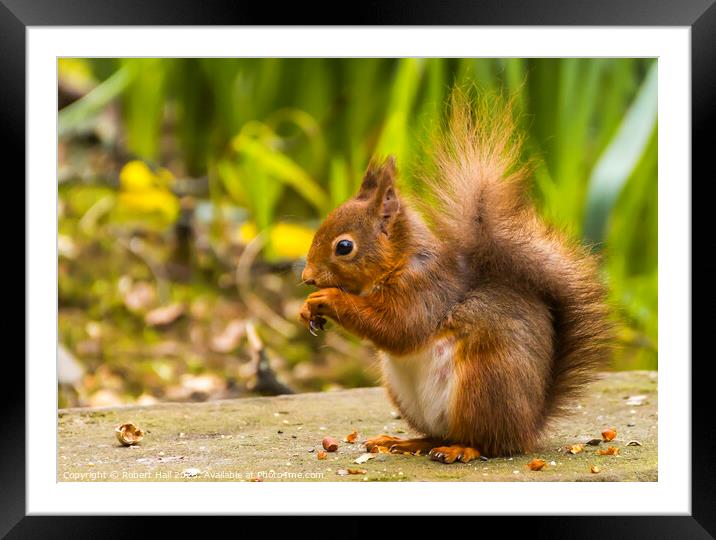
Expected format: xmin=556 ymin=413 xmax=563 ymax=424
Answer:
xmin=58 ymin=371 xmax=657 ymax=482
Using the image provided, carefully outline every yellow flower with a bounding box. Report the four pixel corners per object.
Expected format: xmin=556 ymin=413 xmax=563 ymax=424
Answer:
xmin=270 ymin=222 xmax=314 ymax=259
xmin=117 ymin=160 xmax=178 ymax=223
xmin=238 ymin=221 xmax=315 ymax=260
xmin=119 ymin=160 xmax=174 ymax=192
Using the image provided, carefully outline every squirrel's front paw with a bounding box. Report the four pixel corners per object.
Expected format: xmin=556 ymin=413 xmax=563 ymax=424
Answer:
xmin=306 ymin=288 xmax=341 ymax=317
xmin=299 ymin=288 xmax=341 ymax=334
xmin=299 ymin=302 xmax=326 ymax=336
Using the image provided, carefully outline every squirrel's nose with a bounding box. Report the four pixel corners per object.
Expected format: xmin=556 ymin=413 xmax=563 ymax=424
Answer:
xmin=301 ymin=267 xmax=315 ymax=286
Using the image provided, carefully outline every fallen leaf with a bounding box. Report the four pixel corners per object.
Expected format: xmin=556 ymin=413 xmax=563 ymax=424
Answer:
xmin=322 ymin=437 xmax=339 ymax=452
xmin=145 ymin=303 xmax=185 ymax=327
xmin=180 ymin=373 xmax=225 ymax=395
xmin=527 ymin=458 xmax=547 ymax=471
xmin=58 ymin=343 xmax=84 ymax=386
xmin=316 ymin=450 xmax=327 ymax=460
xmin=210 ymin=320 xmax=246 ymax=353
xmin=354 ymin=453 xmax=376 ymax=464
xmin=76 ymin=339 xmax=101 ymax=357
xmin=122 ymin=281 xmax=156 ymax=313
xmin=115 ymin=422 xmax=144 ymax=446
xmin=601 ymin=428 xmax=617 ymax=442
xmin=590 ymin=465 xmax=600 ymax=474
xmin=58 ymin=234 xmax=77 ymax=259
xmin=136 ymin=394 xmax=159 ymax=406
xmin=343 ymin=430 xmax=359 ymax=443
xmin=89 ymin=388 xmax=125 ymax=407
xmin=597 ymin=446 xmax=620 ymax=456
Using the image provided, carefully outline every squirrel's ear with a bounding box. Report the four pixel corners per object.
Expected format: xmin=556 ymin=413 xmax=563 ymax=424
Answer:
xmin=377 ymin=182 xmax=400 ymax=234
xmin=372 ymin=156 xmax=401 ymax=233
xmin=357 ymin=156 xmax=400 ymax=233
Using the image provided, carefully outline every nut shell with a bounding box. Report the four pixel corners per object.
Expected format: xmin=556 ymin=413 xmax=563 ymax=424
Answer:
xmin=115 ymin=422 xmax=145 ymax=446
xmin=322 ymin=436 xmax=339 ymax=452
xmin=601 ymin=428 xmax=617 ymax=442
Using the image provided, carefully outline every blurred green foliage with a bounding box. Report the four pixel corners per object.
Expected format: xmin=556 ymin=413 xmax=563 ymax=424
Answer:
xmin=59 ymin=58 xmax=657 ymax=380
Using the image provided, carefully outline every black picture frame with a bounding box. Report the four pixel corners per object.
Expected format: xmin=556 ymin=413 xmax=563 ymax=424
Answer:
xmin=4 ymin=0 xmax=713 ymax=536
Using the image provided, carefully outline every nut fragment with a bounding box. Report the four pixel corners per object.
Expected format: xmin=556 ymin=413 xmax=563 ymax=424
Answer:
xmin=322 ymin=436 xmax=339 ymax=452
xmin=566 ymin=444 xmax=583 ymax=454
xmin=316 ymin=450 xmax=327 ymax=460
xmin=601 ymin=428 xmax=617 ymax=442
xmin=308 ymin=317 xmax=326 ymax=336
xmin=343 ymin=430 xmax=359 ymax=443
xmin=597 ymin=446 xmax=620 ymax=456
xmin=115 ymin=422 xmax=144 ymax=446
xmin=527 ymin=458 xmax=547 ymax=471
xmin=590 ymin=465 xmax=601 ymax=474
xmin=354 ymin=453 xmax=376 ymax=464
xmin=337 ymin=468 xmax=366 ymax=476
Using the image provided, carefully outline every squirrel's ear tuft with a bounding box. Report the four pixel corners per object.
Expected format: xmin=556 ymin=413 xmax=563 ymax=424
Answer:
xmin=356 ymin=170 xmax=378 ymax=200
xmin=357 ymin=155 xmax=397 ymax=201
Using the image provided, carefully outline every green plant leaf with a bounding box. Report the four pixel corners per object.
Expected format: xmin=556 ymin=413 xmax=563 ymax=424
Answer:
xmin=583 ymin=61 xmax=657 ymax=244
xmin=235 ymin=136 xmax=329 ymax=214
xmin=375 ymin=58 xmax=425 ymax=165
xmin=58 ymin=65 xmax=133 ymax=137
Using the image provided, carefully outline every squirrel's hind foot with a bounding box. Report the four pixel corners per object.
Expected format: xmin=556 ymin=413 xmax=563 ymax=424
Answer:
xmin=364 ymin=435 xmax=440 ymax=456
xmin=364 ymin=435 xmax=481 ymax=463
xmin=387 ymin=437 xmax=442 ymax=456
xmin=428 ymin=445 xmax=481 ymax=464
xmin=364 ymin=434 xmax=404 ymax=453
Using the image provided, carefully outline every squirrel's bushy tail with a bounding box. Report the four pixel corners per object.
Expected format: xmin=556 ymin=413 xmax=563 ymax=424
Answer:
xmin=419 ymin=87 xmax=612 ymax=420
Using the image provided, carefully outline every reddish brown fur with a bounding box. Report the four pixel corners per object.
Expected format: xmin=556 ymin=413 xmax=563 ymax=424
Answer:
xmin=301 ymin=88 xmax=612 ymax=456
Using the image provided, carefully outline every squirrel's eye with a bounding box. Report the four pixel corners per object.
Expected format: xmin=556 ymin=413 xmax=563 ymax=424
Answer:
xmin=335 ymin=239 xmax=353 ymax=256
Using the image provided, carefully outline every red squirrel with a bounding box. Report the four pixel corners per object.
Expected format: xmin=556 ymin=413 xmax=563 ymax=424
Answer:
xmin=299 ymin=91 xmax=612 ymax=462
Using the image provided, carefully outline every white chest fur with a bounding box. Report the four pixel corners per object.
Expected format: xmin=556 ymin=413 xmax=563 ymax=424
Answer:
xmin=380 ymin=337 xmax=456 ymax=439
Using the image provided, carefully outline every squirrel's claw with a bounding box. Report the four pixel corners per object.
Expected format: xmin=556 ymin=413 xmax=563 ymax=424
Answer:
xmin=308 ymin=317 xmax=326 ymax=336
